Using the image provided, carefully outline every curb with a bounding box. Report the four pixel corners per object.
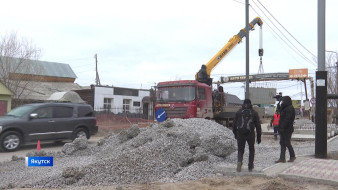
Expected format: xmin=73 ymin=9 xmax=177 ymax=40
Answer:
xmin=217 ymin=155 xmax=338 ymax=187
xmin=278 ymin=173 xmax=338 ymax=186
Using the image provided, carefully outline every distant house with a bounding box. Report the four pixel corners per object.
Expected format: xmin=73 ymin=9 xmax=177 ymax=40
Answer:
xmin=76 ymin=85 xmax=154 ymax=119
xmin=1 ymin=57 xmax=85 ymax=107
xmin=6 ymin=57 xmax=77 ymax=83
xmin=0 ymin=82 xmax=14 ymax=115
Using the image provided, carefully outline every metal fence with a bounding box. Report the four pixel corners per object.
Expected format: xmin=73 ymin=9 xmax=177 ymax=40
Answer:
xmin=94 ymin=106 xmax=154 ymax=127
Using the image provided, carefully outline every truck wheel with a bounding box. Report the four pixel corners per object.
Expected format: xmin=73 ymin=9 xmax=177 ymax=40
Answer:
xmin=73 ymin=128 xmax=89 ymax=140
xmin=0 ymin=131 xmax=22 ymax=152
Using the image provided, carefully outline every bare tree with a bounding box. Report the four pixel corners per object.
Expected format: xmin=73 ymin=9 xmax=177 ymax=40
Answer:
xmin=326 ymin=52 xmax=338 ymax=108
xmin=0 ymin=32 xmax=42 ymax=106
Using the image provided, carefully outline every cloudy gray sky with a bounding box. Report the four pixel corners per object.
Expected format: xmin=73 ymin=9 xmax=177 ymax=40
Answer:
xmin=1 ymin=0 xmax=337 ymax=100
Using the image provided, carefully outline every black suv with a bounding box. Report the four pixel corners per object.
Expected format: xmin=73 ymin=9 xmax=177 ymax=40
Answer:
xmin=0 ymin=103 xmax=98 ymax=152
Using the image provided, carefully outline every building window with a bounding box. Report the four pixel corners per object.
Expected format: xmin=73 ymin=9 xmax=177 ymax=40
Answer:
xmin=104 ymin=98 xmax=113 ymax=111
xmin=133 ymin=101 xmax=141 ymax=107
xmin=114 ymin=88 xmax=139 ymax=96
xmin=123 ymin=99 xmax=131 ymax=112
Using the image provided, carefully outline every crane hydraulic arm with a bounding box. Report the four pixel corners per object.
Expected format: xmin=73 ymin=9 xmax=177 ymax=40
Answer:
xmin=196 ymin=17 xmax=263 ymax=81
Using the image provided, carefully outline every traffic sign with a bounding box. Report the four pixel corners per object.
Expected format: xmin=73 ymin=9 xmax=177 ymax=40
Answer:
xmin=310 ymin=98 xmax=316 ymax=104
xmin=155 ymin=108 xmax=167 ymax=122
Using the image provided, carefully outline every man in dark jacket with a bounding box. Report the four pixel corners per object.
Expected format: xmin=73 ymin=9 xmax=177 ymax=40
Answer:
xmin=233 ymin=99 xmax=262 ymax=172
xmin=275 ymin=96 xmax=296 ymax=163
xmin=197 ymin=64 xmax=208 ymax=84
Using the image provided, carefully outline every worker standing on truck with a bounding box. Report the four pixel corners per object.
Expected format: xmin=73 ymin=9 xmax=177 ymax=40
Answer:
xmin=232 ymin=99 xmax=262 ymax=172
xmin=197 ymin=64 xmax=208 ymax=84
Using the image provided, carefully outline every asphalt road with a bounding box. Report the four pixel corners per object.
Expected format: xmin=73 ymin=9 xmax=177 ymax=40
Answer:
xmin=0 ymin=136 xmax=102 ymax=162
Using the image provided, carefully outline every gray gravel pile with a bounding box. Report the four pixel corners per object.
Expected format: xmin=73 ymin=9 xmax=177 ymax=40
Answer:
xmin=0 ymin=118 xmax=237 ymax=189
xmin=1 ymin=118 xmax=337 ymax=189
xmin=62 ymin=137 xmax=88 ymax=155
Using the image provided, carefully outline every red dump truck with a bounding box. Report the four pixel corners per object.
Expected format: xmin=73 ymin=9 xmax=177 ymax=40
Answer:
xmin=155 ymin=17 xmax=263 ymax=126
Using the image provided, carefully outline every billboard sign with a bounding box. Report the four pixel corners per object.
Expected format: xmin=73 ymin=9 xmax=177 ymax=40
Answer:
xmin=289 ymin=68 xmax=308 ymax=79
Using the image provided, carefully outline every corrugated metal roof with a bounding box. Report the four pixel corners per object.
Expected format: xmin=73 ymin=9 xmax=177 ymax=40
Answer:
xmin=6 ymin=57 xmax=77 ymax=79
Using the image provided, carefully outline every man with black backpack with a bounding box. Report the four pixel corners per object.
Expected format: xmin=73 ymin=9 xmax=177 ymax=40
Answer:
xmin=233 ymin=99 xmax=262 ymax=172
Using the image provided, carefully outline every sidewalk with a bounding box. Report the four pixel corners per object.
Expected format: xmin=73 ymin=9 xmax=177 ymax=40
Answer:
xmin=277 ymin=157 xmax=338 ymax=186
xmin=217 ymin=134 xmax=338 ymax=186
xmin=217 ymin=156 xmax=338 ymax=186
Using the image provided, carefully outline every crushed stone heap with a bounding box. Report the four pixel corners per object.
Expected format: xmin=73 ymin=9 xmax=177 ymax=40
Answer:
xmin=0 ymin=118 xmax=237 ymax=189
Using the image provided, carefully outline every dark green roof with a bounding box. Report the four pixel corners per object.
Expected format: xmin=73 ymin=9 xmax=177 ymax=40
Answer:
xmin=1 ymin=57 xmax=77 ymax=79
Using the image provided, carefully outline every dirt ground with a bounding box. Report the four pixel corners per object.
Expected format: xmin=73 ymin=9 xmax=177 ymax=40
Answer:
xmin=17 ymin=176 xmax=337 ymax=190
xmin=86 ymin=122 xmax=337 ymax=190
xmin=108 ymin=176 xmax=337 ymax=190
xmin=55 ymin=176 xmax=336 ymax=190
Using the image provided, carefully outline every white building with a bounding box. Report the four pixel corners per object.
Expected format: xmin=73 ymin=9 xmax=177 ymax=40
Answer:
xmin=93 ymin=86 xmax=153 ymax=118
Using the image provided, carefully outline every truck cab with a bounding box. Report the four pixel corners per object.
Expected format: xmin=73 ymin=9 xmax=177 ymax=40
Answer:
xmin=155 ymin=80 xmax=213 ymax=119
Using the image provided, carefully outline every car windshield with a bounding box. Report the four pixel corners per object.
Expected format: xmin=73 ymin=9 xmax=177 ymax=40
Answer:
xmin=157 ymin=86 xmax=195 ymax=102
xmin=5 ymin=105 xmax=35 ymax=117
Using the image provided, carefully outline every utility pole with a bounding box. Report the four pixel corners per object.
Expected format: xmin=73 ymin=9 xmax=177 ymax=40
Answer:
xmin=245 ymin=0 xmax=250 ymax=99
xmin=315 ymin=0 xmax=327 ymax=158
xmin=94 ymin=54 xmax=101 ymax=86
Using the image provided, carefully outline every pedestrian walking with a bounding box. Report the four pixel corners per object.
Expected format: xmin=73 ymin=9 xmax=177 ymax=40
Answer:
xmin=275 ymin=96 xmax=296 ymax=163
xmin=233 ymin=99 xmax=262 ymax=172
xmin=270 ymin=111 xmax=280 ymax=140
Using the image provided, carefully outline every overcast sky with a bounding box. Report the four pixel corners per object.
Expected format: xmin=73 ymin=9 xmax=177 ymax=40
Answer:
xmin=1 ymin=0 xmax=337 ymax=100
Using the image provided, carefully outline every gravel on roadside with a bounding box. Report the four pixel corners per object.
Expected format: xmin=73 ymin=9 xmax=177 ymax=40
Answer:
xmin=0 ymin=118 xmax=336 ymax=189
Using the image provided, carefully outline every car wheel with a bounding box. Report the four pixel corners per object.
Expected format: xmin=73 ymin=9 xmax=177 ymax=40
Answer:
xmin=0 ymin=131 xmax=22 ymax=152
xmin=73 ymin=128 xmax=88 ymax=140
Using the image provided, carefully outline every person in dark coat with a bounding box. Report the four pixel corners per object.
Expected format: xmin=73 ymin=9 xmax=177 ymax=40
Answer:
xmin=275 ymin=95 xmax=296 ymax=163
xmin=197 ymin=64 xmax=208 ymax=84
xmin=233 ymin=99 xmax=262 ymax=172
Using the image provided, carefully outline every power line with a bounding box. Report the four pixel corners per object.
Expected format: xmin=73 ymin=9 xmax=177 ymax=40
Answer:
xmin=232 ymin=0 xmax=245 ymax=4
xmin=46 ymin=56 xmax=93 ymax=63
xmin=75 ymin=69 xmax=94 ymax=74
xmin=250 ymin=0 xmax=317 ymax=67
xmin=256 ymin=0 xmax=317 ymax=59
xmin=72 ymin=63 xmax=93 ymax=68
xmin=250 ymin=5 xmax=311 ymax=67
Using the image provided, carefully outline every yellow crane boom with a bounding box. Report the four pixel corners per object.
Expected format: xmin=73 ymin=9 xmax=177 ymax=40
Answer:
xmin=196 ymin=17 xmax=263 ymax=80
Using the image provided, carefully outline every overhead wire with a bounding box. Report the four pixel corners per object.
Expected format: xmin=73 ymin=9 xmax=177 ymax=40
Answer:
xmin=249 ymin=5 xmax=308 ymax=67
xmin=232 ymin=0 xmax=317 ymax=68
xmin=256 ymin=0 xmax=317 ymax=59
xmin=47 ymin=56 xmax=93 ymax=63
xmin=250 ymin=0 xmax=317 ymax=67
xmin=232 ymin=0 xmax=245 ymax=4
xmin=72 ymin=63 xmax=93 ymax=68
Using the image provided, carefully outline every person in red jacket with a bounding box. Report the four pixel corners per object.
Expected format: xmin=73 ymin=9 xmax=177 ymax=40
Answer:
xmin=270 ymin=111 xmax=280 ymax=140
